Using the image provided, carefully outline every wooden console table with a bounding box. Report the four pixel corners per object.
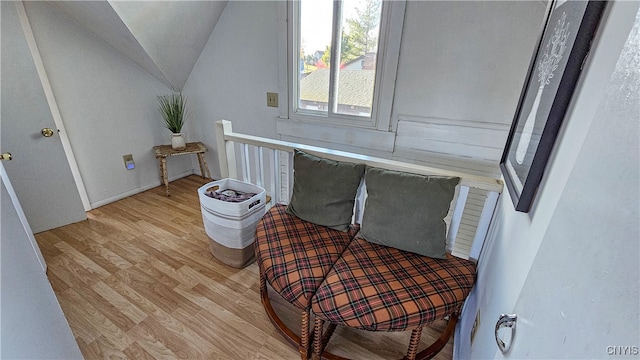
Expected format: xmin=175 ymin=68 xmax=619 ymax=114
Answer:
xmin=153 ymin=142 xmax=212 ymax=196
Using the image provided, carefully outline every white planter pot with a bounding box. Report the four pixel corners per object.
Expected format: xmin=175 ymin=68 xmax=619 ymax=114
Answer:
xmin=171 ymin=133 xmax=186 ymax=149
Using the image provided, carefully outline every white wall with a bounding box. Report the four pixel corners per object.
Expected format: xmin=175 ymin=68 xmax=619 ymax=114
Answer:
xmin=108 ymin=1 xmax=227 ymax=90
xmin=392 ymin=1 xmax=547 ymax=176
xmin=184 ymin=1 xmax=545 ymax=179
xmin=183 ymin=1 xmax=281 ymax=179
xmin=393 ymin=1 xmax=545 ymax=124
xmin=8 ymin=0 xmax=548 ymax=207
xmin=24 ymin=1 xmax=194 ymax=208
xmin=466 ymin=2 xmax=640 ymax=358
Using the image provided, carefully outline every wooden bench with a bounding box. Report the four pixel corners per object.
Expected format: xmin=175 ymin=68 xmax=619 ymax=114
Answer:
xmin=214 ymin=120 xmax=503 ymax=360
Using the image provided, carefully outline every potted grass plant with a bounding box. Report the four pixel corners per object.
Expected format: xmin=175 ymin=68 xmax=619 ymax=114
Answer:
xmin=158 ymin=92 xmax=188 ymax=149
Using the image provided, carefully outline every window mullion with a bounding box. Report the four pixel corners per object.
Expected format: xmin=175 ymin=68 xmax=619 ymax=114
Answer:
xmin=328 ymin=0 xmax=343 ymax=117
xmin=290 ymin=1 xmax=300 ymax=118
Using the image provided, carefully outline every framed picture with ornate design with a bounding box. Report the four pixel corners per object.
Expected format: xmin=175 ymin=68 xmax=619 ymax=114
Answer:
xmin=500 ymin=0 xmax=606 ymax=213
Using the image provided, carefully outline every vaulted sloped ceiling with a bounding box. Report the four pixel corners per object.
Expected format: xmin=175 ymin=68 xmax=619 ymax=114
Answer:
xmin=52 ymin=1 xmax=228 ymax=90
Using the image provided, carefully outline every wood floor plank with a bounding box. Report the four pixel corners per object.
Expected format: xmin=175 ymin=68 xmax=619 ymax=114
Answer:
xmin=171 ymin=284 xmax=222 ymax=312
xmin=127 ymin=195 xmax=197 ymax=225
xmin=123 ymin=341 xmax=157 ymax=360
xmin=132 ymin=315 xmax=214 ymax=359
xmin=100 ymin=239 xmax=151 ymax=265
xmin=181 ymin=266 xmax=242 ymax=301
xmin=192 ymin=282 xmax=277 ymax=335
xmin=131 ymin=235 xmax=186 ymax=270
xmin=88 ymin=242 xmax=133 ymax=271
xmin=92 ymin=281 xmax=148 ymax=325
xmin=171 ymin=306 xmax=266 ymax=359
xmin=46 ymin=269 xmax=71 ymax=294
xmin=114 ymin=266 xmax=200 ymax=315
xmin=134 ymin=258 xmax=181 ymax=289
xmin=177 ymin=287 xmax=270 ymax=347
xmin=251 ymin=334 xmax=301 ymax=360
xmin=102 ymin=276 xmax=166 ymax=318
xmin=139 ymin=215 xmax=192 ymax=239
xmin=58 ymin=287 xmax=133 ymax=351
xmin=56 ymin=289 xmax=101 ymax=346
xmin=127 ymin=324 xmax=181 ymax=360
xmin=58 ymin=233 xmax=133 ymax=274
xmin=54 ymin=241 xmax=112 ymax=278
xmin=91 ymin=216 xmax=139 ymax=243
xmin=91 ymin=205 xmax=145 ymax=236
xmin=48 ymin=253 xmax=106 ymax=288
xmin=83 ymin=212 xmax=136 ymax=241
xmin=52 ymin=223 xmax=108 ymax=245
xmin=152 ymin=237 xmax=254 ymax=295
xmin=34 ymin=231 xmax=64 ymax=258
xmin=93 ymin=336 xmax=129 ymax=359
xmin=72 ymin=283 xmax=138 ymax=333
xmin=151 ymin=261 xmax=200 ymax=289
xmin=76 ymin=337 xmax=102 ymax=360
xmin=39 ymin=175 xmax=454 ymax=360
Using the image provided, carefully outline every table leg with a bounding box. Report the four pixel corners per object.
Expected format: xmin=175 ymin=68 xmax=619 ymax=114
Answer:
xmin=156 ymin=157 xmax=163 ymax=182
xmin=160 ymin=157 xmax=169 ymax=196
xmin=198 ymin=153 xmax=211 ymax=179
xmin=197 ymin=153 xmax=206 ymax=179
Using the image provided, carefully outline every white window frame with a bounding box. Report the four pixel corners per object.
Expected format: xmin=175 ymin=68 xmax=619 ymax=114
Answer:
xmin=276 ymin=0 xmax=405 ymax=152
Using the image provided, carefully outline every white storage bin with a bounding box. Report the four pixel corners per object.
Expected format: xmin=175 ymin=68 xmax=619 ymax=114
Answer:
xmin=198 ymin=178 xmax=266 ymax=218
xmin=198 ymin=179 xmax=266 ymax=268
xmin=199 ymin=205 xmax=265 ymax=249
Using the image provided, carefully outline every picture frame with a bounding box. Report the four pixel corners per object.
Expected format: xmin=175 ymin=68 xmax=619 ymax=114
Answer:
xmin=500 ymin=0 xmax=606 ymax=213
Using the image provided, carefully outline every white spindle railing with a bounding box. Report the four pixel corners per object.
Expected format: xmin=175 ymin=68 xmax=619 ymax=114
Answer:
xmin=214 ymin=120 xmax=503 ymax=261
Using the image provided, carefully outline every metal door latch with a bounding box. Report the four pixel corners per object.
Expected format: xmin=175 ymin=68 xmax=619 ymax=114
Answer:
xmin=495 ymin=314 xmax=517 ymax=353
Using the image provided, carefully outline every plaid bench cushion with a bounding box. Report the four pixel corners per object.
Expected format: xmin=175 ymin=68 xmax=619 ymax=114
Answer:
xmin=311 ymin=238 xmax=476 ymax=332
xmin=255 ymin=204 xmax=359 ymax=309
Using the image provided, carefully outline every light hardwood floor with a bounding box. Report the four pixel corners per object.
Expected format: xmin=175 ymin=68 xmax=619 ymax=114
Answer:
xmin=36 ymin=175 xmax=454 ymax=359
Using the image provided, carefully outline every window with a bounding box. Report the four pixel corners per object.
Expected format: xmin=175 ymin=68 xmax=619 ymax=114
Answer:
xmin=297 ymin=0 xmax=382 ymax=118
xmin=277 ymin=0 xmax=404 ymax=151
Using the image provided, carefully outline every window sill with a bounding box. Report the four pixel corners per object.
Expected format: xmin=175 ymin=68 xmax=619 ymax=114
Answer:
xmin=276 ymin=117 xmax=396 ymax=152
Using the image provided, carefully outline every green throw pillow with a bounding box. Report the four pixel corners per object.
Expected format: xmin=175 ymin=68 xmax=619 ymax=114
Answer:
xmin=286 ymin=149 xmax=365 ymax=232
xmin=359 ymin=167 xmax=460 ymax=258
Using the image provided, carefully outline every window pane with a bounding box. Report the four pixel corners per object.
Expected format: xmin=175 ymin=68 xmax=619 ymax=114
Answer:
xmin=335 ymin=0 xmax=381 ymax=117
xmin=297 ymin=0 xmax=382 ymax=118
xmin=298 ymin=0 xmax=333 ymax=113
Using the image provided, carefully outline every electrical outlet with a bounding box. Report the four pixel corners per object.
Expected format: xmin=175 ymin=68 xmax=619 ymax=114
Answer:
xmin=123 ymin=154 xmax=135 ymax=170
xmin=470 ymin=310 xmax=480 ymax=345
xmin=267 ymin=92 xmax=278 ymax=107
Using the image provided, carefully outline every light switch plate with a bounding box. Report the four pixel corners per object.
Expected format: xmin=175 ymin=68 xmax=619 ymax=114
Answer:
xmin=267 ymin=92 xmax=278 ymax=107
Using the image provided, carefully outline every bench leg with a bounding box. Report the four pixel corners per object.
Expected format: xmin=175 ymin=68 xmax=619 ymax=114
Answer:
xmin=406 ymin=326 xmax=423 ymax=360
xmin=311 ymin=318 xmax=324 ymax=360
xmin=311 ymin=317 xmax=337 ymax=360
xmin=300 ymin=310 xmax=311 ymax=359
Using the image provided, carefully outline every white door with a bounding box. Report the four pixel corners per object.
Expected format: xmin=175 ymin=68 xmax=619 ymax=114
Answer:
xmin=1 ymin=1 xmax=86 ymax=233
xmin=0 ymin=163 xmax=83 ymax=359
xmin=504 ymin=4 xmax=640 ymax=357
xmin=466 ymin=3 xmax=638 ymax=359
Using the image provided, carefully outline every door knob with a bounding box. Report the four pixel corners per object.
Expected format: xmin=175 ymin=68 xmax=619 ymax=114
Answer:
xmin=41 ymin=128 xmax=55 ymax=137
xmin=0 ymin=152 xmax=12 ymax=161
xmin=495 ymin=314 xmax=517 ymax=353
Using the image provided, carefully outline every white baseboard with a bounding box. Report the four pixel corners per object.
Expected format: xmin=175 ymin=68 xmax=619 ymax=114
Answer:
xmin=90 ymin=170 xmax=195 ymax=209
